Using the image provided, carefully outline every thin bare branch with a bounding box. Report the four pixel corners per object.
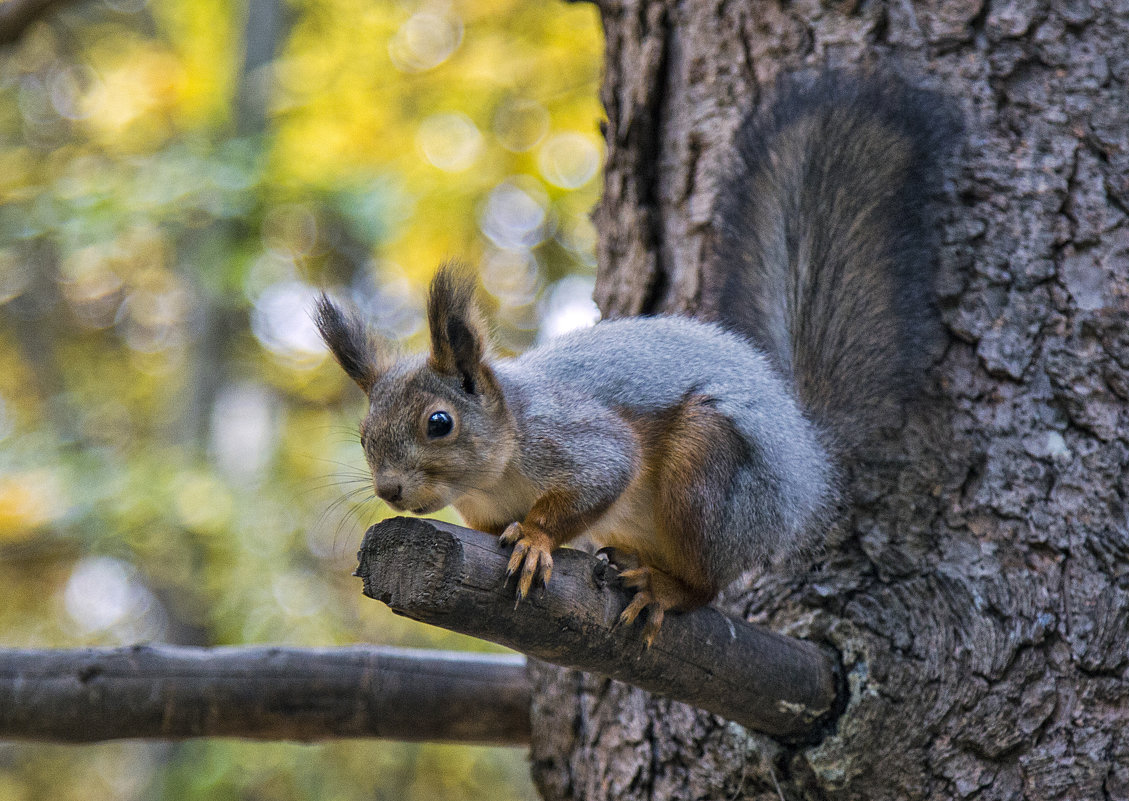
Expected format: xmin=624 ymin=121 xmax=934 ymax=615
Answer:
xmin=0 ymin=644 xmax=530 ymax=745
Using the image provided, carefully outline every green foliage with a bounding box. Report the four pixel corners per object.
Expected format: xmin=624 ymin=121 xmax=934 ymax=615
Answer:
xmin=0 ymin=0 xmax=603 ymax=797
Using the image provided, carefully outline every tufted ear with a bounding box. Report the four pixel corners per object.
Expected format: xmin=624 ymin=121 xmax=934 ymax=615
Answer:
xmin=426 ymin=263 xmax=490 ymax=394
xmin=313 ymin=294 xmax=386 ymax=394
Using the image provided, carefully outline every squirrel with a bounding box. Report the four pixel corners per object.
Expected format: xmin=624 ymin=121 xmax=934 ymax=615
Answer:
xmin=314 ymin=74 xmax=957 ymax=645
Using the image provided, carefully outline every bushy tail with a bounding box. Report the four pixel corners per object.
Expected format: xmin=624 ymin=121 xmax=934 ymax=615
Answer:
xmin=712 ymin=73 xmax=959 ymax=453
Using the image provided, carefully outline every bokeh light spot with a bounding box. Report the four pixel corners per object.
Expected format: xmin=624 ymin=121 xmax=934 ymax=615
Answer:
xmin=251 ymin=280 xmax=327 ymax=363
xmin=538 ymin=132 xmax=601 ymax=189
xmin=479 ymin=180 xmax=547 ymax=250
xmin=538 ymin=275 xmax=599 ymax=341
xmin=492 ymin=97 xmax=549 ymax=153
xmin=388 ymin=8 xmax=463 ymax=72
xmin=63 ymin=556 xmax=166 ymax=642
xmin=209 ymin=382 xmax=278 ymax=481
xmin=417 ymin=112 xmax=484 ymax=172
xmin=481 ymin=248 xmax=540 ymax=307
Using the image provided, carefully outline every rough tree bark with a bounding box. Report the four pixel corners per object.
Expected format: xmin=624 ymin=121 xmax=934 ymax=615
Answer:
xmin=531 ymin=1 xmax=1129 ymax=800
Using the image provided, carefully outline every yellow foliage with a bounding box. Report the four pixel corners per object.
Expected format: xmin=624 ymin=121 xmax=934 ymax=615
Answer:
xmin=172 ymin=471 xmax=235 ymax=536
xmin=0 ymin=470 xmax=62 ymax=541
xmin=0 ymin=147 xmax=32 ymax=198
xmin=0 ymin=0 xmax=601 ymax=796
xmin=80 ymin=42 xmax=185 ymax=150
xmin=271 ymin=0 xmax=602 ymax=270
xmin=147 ymin=0 xmax=239 ymax=126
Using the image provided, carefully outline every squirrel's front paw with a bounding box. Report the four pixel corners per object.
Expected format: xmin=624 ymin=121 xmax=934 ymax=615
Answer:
xmin=500 ymin=522 xmax=554 ymax=602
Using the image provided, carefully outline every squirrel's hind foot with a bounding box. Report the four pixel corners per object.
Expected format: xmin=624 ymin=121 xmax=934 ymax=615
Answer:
xmin=617 ymin=565 xmax=700 ymax=647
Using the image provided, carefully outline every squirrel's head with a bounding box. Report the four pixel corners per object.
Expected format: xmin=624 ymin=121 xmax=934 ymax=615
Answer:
xmin=314 ymin=265 xmax=515 ymax=515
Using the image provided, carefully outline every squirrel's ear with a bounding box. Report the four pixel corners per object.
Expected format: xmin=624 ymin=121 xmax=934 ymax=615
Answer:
xmin=313 ymin=294 xmax=386 ymax=394
xmin=426 ymin=263 xmax=490 ymax=394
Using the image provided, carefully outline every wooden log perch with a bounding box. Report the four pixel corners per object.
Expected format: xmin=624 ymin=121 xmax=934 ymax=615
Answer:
xmin=0 ymin=644 xmax=529 ymax=745
xmin=356 ymin=517 xmax=841 ymax=739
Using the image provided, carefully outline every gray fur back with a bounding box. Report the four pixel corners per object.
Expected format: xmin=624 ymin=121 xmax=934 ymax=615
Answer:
xmin=498 ymin=316 xmax=835 ymax=566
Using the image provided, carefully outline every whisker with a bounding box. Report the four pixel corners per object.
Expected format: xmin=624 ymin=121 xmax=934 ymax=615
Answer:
xmin=306 ymin=476 xmax=372 ymax=489
xmin=328 ymin=495 xmax=384 ymax=558
xmin=312 ymin=492 xmax=379 ymax=557
xmin=297 ymin=473 xmax=373 ymax=500
xmin=307 ymin=474 xmax=372 ymax=487
xmin=309 ymin=457 xmax=369 ymax=472
xmin=300 ymin=423 xmax=362 ymax=436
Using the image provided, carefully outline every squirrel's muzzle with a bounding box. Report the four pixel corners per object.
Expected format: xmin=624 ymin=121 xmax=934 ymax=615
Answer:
xmin=375 ymin=480 xmax=404 ymax=506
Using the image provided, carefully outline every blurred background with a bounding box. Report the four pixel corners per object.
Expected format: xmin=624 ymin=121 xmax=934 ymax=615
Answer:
xmin=0 ymin=0 xmax=603 ymax=796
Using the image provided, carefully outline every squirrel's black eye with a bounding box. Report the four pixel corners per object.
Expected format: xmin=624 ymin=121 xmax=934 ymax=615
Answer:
xmin=427 ymin=411 xmax=454 ymax=439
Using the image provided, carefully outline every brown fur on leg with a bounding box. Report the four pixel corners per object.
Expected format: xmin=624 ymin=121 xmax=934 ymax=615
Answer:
xmin=616 ymin=394 xmax=747 ymax=644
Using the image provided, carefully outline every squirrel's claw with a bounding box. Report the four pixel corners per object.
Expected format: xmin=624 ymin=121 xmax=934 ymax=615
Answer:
xmin=617 ymin=588 xmax=650 ymax=624
xmin=617 ymin=589 xmax=665 ymax=648
xmin=616 ymin=566 xmax=668 ymax=647
xmin=501 ymin=522 xmax=554 ymax=602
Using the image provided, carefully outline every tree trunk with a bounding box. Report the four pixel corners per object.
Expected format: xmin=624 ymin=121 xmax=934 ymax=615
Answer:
xmin=530 ymin=1 xmax=1129 ymax=799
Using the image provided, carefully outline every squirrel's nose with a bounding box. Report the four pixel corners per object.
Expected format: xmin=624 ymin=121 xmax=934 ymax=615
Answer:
xmin=376 ymin=482 xmax=403 ymax=505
